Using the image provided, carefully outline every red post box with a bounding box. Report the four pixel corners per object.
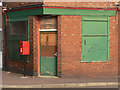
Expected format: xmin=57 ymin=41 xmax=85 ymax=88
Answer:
xmin=20 ymin=41 xmax=30 ymax=55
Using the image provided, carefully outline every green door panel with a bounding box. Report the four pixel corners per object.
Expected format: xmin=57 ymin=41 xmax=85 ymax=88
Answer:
xmin=82 ymin=37 xmax=108 ymax=62
xmin=40 ymin=57 xmax=57 ymax=76
xmin=82 ymin=21 xmax=108 ymax=35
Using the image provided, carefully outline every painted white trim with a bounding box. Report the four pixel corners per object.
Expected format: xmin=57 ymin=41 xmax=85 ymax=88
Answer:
xmin=0 ymin=1 xmax=2 ymax=7
xmin=0 ymin=52 xmax=2 ymax=68
xmin=39 ymin=29 xmax=57 ymax=32
xmin=0 ymin=28 xmax=2 ymax=31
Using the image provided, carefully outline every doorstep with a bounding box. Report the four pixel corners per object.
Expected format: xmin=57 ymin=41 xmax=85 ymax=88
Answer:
xmin=37 ymin=75 xmax=59 ymax=79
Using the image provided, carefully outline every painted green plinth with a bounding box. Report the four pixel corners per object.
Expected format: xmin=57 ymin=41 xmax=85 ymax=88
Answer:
xmin=40 ymin=57 xmax=57 ymax=76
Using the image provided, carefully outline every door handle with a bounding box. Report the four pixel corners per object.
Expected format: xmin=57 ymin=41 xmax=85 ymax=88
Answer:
xmin=54 ymin=52 xmax=57 ymax=56
xmin=46 ymin=35 xmax=48 ymax=45
xmin=84 ymin=40 xmax=86 ymax=45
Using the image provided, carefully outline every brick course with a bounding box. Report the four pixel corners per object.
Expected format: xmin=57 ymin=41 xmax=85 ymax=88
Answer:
xmin=43 ymin=2 xmax=115 ymax=8
xmin=4 ymin=2 xmax=43 ymax=8
xmin=32 ymin=16 xmax=39 ymax=76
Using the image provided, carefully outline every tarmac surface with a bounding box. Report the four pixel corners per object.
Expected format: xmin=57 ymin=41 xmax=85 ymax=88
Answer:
xmin=1 ymin=71 xmax=119 ymax=88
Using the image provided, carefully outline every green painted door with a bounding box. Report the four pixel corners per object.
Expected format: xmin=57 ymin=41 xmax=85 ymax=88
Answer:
xmin=40 ymin=32 xmax=57 ymax=76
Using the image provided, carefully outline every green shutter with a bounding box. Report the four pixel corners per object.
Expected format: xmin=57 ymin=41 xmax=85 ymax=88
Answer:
xmin=82 ymin=16 xmax=109 ymax=62
xmin=82 ymin=21 xmax=108 ymax=35
xmin=82 ymin=37 xmax=108 ymax=62
xmin=9 ymin=16 xmax=28 ymax=21
xmin=82 ymin=16 xmax=108 ymax=21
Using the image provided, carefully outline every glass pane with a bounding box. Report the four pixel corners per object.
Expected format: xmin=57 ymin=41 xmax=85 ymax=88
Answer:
xmin=40 ymin=32 xmax=57 ymax=57
xmin=48 ymin=33 xmax=57 ymax=45
xmin=41 ymin=33 xmax=47 ymax=45
xmin=40 ymin=16 xmax=57 ymax=29
xmin=9 ymin=21 xmax=28 ymax=35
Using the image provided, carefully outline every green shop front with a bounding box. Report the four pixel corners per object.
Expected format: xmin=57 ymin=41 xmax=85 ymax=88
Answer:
xmin=4 ymin=4 xmax=117 ymax=77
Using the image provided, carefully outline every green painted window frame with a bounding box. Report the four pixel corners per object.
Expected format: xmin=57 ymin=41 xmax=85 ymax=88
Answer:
xmin=8 ymin=16 xmax=29 ymax=62
xmin=81 ymin=16 xmax=109 ymax=62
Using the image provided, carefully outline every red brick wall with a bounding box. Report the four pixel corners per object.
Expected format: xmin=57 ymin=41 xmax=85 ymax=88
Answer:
xmin=44 ymin=2 xmax=116 ymax=8
xmin=118 ymin=11 xmax=120 ymax=76
xmin=32 ymin=16 xmax=39 ymax=76
xmin=5 ymin=2 xmax=116 ymax=9
xmin=57 ymin=16 xmax=62 ymax=77
xmin=57 ymin=15 xmax=118 ymax=78
xmin=4 ymin=2 xmax=43 ymax=8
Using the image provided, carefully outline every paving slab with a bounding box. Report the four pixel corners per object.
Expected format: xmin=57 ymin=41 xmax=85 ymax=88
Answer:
xmin=86 ymin=82 xmax=108 ymax=86
xmin=2 ymin=71 xmax=119 ymax=88
xmin=42 ymin=84 xmax=65 ymax=88
xmin=17 ymin=85 xmax=43 ymax=88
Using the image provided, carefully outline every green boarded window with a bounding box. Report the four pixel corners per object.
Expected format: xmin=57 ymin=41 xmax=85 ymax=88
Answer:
xmin=82 ymin=16 xmax=109 ymax=62
xmin=8 ymin=17 xmax=29 ymax=62
xmin=10 ymin=21 xmax=28 ymax=35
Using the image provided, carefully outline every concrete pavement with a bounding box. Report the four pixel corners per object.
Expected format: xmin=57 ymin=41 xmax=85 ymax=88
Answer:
xmin=2 ymin=82 xmax=119 ymax=88
xmin=2 ymin=71 xmax=119 ymax=88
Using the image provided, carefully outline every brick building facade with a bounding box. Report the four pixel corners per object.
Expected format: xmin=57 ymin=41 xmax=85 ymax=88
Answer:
xmin=2 ymin=2 xmax=119 ymax=78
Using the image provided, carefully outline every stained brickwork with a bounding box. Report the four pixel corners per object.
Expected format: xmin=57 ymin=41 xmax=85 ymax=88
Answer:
xmin=57 ymin=16 xmax=62 ymax=77
xmin=4 ymin=2 xmax=43 ymax=8
xmin=118 ymin=11 xmax=120 ymax=76
xmin=32 ymin=16 xmax=39 ymax=76
xmin=57 ymin=15 xmax=118 ymax=78
xmin=43 ymin=2 xmax=116 ymax=8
